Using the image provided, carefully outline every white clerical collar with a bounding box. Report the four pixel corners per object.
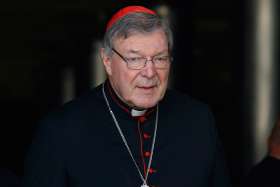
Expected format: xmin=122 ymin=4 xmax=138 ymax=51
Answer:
xmin=131 ymin=108 xmax=147 ymax=117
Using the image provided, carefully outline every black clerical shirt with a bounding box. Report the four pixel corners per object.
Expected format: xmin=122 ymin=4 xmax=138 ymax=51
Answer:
xmin=22 ymin=81 xmax=231 ymax=187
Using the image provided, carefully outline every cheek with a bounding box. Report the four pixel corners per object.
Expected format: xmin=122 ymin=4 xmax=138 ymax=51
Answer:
xmin=158 ymin=71 xmax=170 ymax=96
xmin=159 ymin=70 xmax=170 ymax=86
xmin=117 ymin=72 xmax=139 ymax=97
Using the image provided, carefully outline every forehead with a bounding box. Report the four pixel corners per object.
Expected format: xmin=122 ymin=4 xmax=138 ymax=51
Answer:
xmin=113 ymin=30 xmax=168 ymax=54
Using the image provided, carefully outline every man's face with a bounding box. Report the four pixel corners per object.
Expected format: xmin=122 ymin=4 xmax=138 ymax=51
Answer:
xmin=102 ymin=30 xmax=170 ymax=109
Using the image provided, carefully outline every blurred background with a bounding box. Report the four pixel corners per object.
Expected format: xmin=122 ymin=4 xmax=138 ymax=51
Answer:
xmin=0 ymin=0 xmax=279 ymax=186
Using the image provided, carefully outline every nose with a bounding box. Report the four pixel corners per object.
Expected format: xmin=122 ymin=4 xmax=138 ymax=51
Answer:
xmin=140 ymin=60 xmax=157 ymax=78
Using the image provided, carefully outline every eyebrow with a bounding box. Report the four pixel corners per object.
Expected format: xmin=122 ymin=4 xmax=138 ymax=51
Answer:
xmin=126 ymin=49 xmax=169 ymax=56
xmin=126 ymin=49 xmax=141 ymax=55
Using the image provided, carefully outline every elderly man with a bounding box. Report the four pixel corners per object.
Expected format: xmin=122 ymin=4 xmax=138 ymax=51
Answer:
xmin=22 ymin=6 xmax=231 ymax=187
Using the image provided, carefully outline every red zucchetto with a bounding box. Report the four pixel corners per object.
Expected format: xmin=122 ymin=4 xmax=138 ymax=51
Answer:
xmin=106 ymin=6 xmax=157 ymax=31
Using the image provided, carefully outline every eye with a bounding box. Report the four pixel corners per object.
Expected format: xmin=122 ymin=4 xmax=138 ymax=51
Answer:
xmin=154 ymin=56 xmax=169 ymax=62
xmin=126 ymin=57 xmax=145 ymax=63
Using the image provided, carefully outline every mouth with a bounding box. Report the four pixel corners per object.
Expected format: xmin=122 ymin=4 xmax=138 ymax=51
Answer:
xmin=137 ymin=85 xmax=156 ymax=90
xmin=136 ymin=85 xmax=158 ymax=95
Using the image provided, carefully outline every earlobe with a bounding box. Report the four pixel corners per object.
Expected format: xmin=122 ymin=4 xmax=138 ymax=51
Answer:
xmin=100 ymin=48 xmax=112 ymax=75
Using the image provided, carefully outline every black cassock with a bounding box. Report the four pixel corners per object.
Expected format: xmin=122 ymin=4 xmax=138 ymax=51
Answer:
xmin=22 ymin=80 xmax=231 ymax=187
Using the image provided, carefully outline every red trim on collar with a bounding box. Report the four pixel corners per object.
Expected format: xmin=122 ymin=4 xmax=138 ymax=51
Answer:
xmin=106 ymin=81 xmax=156 ymax=120
xmin=146 ymin=108 xmax=156 ymax=116
xmin=106 ymin=6 xmax=156 ymax=31
xmin=107 ymin=81 xmax=130 ymax=114
xmin=138 ymin=116 xmax=147 ymax=123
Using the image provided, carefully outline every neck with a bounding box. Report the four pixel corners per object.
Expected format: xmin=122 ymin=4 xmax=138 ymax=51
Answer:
xmin=108 ymin=79 xmax=147 ymax=111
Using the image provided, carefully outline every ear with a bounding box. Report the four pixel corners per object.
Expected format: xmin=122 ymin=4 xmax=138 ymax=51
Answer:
xmin=100 ymin=48 xmax=112 ymax=76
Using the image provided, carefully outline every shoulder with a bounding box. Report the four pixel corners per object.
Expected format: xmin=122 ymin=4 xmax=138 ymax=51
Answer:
xmin=58 ymin=84 xmax=104 ymax=117
xmin=163 ymin=88 xmax=211 ymax=114
xmin=26 ymin=85 xmax=108 ymax=160
xmin=161 ymin=89 xmax=216 ymax=135
xmin=35 ymin=84 xmax=106 ymax=135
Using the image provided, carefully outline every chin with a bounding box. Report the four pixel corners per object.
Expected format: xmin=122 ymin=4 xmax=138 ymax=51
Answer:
xmin=130 ymin=92 xmax=165 ymax=109
xmin=133 ymin=99 xmax=159 ymax=109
